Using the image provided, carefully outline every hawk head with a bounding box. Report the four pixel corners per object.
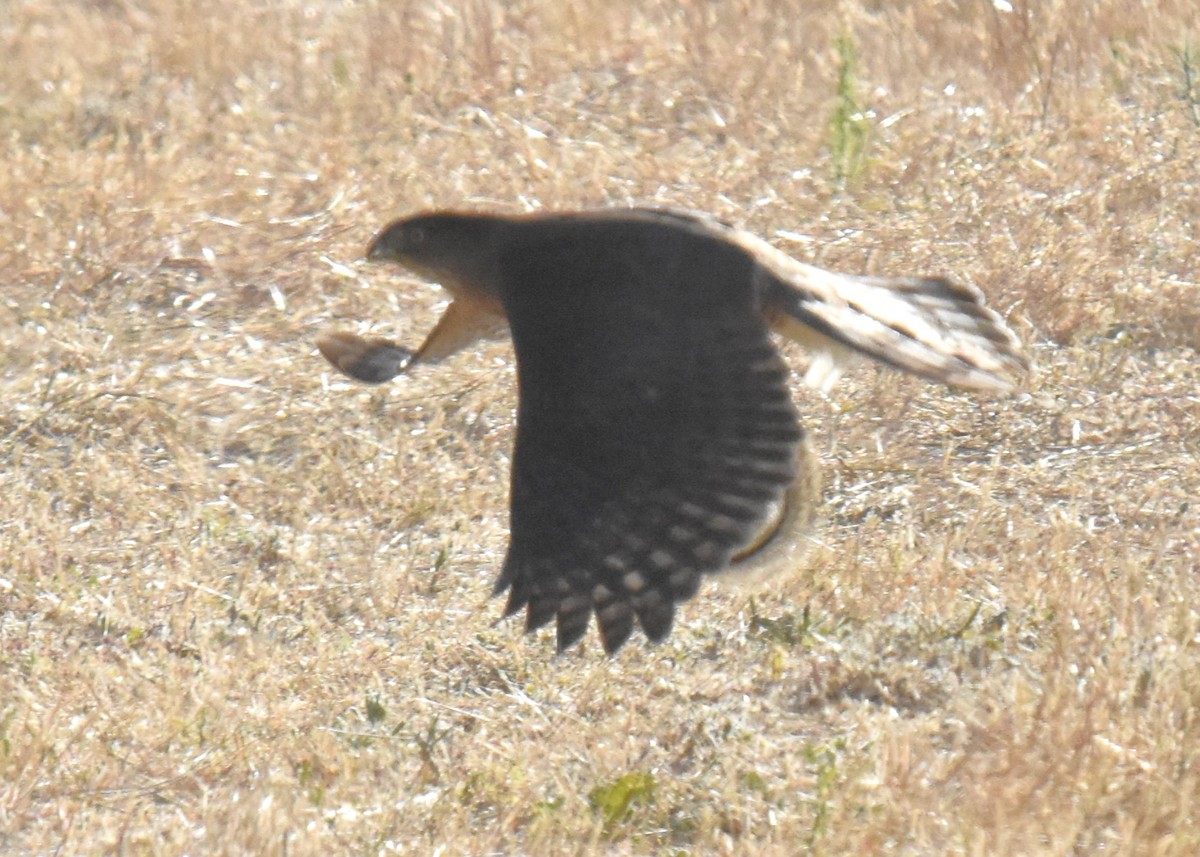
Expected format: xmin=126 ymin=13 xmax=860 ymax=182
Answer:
xmin=367 ymin=212 xmax=503 ymax=301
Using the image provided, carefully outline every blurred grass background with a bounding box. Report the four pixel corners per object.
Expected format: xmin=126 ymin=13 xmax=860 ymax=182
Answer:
xmin=2 ymin=1 xmax=1198 ymax=854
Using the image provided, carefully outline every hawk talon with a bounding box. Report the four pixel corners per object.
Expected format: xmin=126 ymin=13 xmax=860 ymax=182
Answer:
xmin=316 ymin=330 xmax=413 ymax=384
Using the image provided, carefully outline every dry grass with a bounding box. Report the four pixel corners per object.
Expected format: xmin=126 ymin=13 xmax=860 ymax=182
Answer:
xmin=2 ymin=0 xmax=1199 ymax=854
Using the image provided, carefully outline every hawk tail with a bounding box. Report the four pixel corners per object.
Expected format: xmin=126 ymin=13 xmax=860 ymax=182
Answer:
xmin=756 ymin=253 xmax=1029 ymax=393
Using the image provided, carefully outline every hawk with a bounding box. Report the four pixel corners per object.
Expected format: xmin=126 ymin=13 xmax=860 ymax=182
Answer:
xmin=318 ymin=207 xmax=1026 ymax=654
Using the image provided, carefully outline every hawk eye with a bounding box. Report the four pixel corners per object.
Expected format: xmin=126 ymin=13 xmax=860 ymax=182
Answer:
xmin=406 ymin=224 xmax=427 ymax=246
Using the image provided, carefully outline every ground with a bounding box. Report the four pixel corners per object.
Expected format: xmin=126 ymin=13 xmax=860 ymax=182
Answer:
xmin=2 ymin=1 xmax=1198 ymax=854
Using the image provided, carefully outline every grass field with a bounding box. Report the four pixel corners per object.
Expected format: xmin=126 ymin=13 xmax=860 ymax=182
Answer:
xmin=3 ymin=1 xmax=1199 ymax=854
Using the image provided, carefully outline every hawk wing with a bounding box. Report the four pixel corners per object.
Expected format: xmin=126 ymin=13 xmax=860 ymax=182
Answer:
xmin=611 ymin=209 xmax=1028 ymax=393
xmin=489 ymin=217 xmax=803 ymax=653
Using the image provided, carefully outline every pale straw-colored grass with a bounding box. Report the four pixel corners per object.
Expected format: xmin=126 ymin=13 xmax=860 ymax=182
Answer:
xmin=2 ymin=1 xmax=1198 ymax=854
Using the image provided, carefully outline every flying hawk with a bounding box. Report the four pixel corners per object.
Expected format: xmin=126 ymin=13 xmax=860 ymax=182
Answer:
xmin=318 ymin=207 xmax=1026 ymax=654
